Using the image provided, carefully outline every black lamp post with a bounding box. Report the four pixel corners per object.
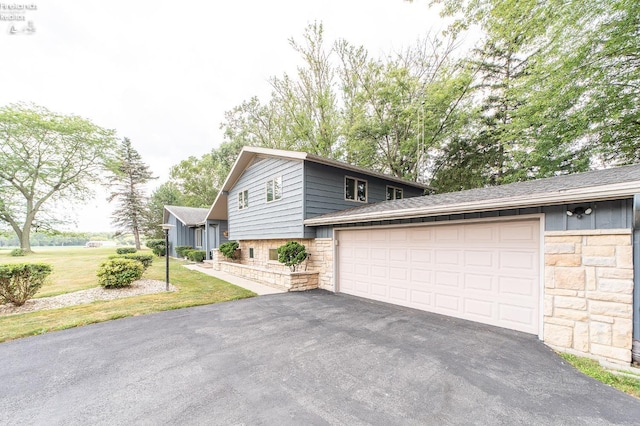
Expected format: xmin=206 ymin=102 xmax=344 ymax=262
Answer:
xmin=161 ymin=224 xmax=174 ymax=291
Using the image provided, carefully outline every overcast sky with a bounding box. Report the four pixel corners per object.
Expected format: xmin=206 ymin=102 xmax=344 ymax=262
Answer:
xmin=1 ymin=0 xmax=453 ymax=232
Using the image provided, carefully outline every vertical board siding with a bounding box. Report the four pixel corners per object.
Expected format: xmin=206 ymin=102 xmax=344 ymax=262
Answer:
xmin=167 ymin=213 xmax=195 ymax=257
xmin=304 ymin=162 xmax=424 ymax=219
xmin=228 ymin=157 xmax=305 ymax=240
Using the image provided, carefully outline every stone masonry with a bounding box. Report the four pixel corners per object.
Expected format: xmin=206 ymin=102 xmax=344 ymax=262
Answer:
xmin=544 ymin=230 xmax=634 ymax=364
xmin=210 ymin=238 xmax=334 ymax=292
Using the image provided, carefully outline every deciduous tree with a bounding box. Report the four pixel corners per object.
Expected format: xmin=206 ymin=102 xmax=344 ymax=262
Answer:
xmin=0 ymin=103 xmax=116 ymax=252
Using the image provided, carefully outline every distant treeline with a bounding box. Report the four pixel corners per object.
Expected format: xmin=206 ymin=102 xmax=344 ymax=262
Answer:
xmin=0 ymin=232 xmax=135 ymax=248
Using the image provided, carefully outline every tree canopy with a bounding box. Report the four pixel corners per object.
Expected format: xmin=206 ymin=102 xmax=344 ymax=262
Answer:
xmin=0 ymin=103 xmax=116 ymax=252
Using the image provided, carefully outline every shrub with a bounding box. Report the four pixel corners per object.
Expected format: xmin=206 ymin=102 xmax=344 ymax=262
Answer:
xmin=122 ymin=254 xmax=153 ymax=270
xmin=116 ymin=247 xmax=137 ymax=255
xmin=175 ymin=246 xmax=192 ymax=258
xmin=10 ymin=248 xmax=25 ymax=257
xmin=277 ymin=241 xmax=308 ymax=272
xmin=146 ymin=239 xmax=166 ymax=257
xmin=187 ymin=250 xmax=206 ymax=263
xmin=96 ymin=258 xmax=144 ymax=288
xmin=219 ymin=241 xmax=239 ymax=259
xmin=0 ymin=263 xmax=53 ymax=306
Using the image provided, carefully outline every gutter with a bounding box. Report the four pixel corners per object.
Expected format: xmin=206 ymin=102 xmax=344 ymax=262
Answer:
xmin=304 ymin=181 xmax=640 ymax=226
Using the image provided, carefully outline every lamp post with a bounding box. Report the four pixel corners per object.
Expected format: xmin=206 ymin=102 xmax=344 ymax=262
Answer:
xmin=160 ymin=224 xmax=174 ymax=291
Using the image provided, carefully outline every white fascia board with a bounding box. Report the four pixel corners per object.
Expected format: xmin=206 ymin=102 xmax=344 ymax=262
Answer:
xmin=303 ymin=181 xmax=640 ymax=226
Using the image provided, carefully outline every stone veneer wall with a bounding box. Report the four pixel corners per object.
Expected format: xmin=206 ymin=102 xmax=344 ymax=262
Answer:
xmin=211 ymin=238 xmax=335 ymax=291
xmin=544 ymin=229 xmax=634 ymax=364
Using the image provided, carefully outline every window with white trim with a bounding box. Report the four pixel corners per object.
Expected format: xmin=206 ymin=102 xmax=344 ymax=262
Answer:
xmin=238 ymin=189 xmax=249 ymax=210
xmin=266 ymin=176 xmax=283 ymax=202
xmin=386 ymin=186 xmax=403 ymax=201
xmin=345 ymin=176 xmax=367 ymax=202
xmin=195 ymin=228 xmax=203 ymax=248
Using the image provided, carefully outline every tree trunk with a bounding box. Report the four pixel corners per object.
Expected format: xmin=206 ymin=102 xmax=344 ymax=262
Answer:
xmin=20 ymin=228 xmax=32 ymax=253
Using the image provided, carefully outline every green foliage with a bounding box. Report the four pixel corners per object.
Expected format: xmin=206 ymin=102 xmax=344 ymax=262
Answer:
xmin=0 ymin=103 xmax=117 ymax=252
xmin=121 ymin=254 xmax=153 ymax=270
xmin=0 ymin=263 xmax=52 ymax=306
xmin=141 ymin=182 xmax=185 ymax=240
xmin=10 ymin=248 xmax=25 ymax=257
xmin=145 ymin=239 xmax=166 ymax=257
xmin=169 ymin=153 xmax=220 ymax=208
xmin=219 ymin=241 xmax=239 ymax=259
xmin=116 ymin=247 xmax=137 ymax=255
xmin=187 ymin=250 xmax=206 ymax=263
xmin=175 ymin=246 xmax=193 ymax=258
xmin=107 ymin=137 xmax=156 ymax=250
xmin=277 ymin=241 xmax=308 ymax=272
xmin=96 ymin=258 xmax=144 ymax=288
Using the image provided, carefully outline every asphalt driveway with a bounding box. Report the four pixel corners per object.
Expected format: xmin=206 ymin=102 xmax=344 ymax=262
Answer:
xmin=1 ymin=290 xmax=640 ymax=425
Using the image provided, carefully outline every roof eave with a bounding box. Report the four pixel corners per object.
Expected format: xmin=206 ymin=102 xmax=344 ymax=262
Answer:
xmin=303 ymin=181 xmax=640 ymax=226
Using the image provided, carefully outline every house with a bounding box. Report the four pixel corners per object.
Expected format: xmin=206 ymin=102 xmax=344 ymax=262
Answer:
xmin=204 ymin=146 xmax=640 ymax=366
xmin=163 ymin=205 xmax=228 ymax=258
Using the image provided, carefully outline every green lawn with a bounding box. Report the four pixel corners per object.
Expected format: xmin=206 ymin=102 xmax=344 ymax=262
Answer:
xmin=560 ymin=353 xmax=640 ymax=399
xmin=0 ymin=246 xmax=256 ymax=342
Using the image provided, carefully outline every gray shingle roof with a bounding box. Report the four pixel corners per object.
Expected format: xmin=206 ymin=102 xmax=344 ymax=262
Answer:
xmin=304 ymin=164 xmax=640 ymax=225
xmin=165 ymin=205 xmax=210 ymax=226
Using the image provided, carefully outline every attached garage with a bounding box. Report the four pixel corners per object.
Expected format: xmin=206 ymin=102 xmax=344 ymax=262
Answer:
xmin=336 ymin=219 xmax=541 ymax=335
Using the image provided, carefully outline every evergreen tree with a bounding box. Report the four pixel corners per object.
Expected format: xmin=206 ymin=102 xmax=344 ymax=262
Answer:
xmin=107 ymin=138 xmax=156 ymax=249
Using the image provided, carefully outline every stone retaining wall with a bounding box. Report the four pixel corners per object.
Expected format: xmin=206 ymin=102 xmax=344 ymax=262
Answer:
xmin=219 ymin=261 xmax=319 ymax=292
xmin=544 ymin=229 xmax=634 ymax=364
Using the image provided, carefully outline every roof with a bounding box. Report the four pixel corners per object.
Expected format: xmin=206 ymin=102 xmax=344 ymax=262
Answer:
xmin=303 ymin=163 xmax=640 ymax=226
xmin=164 ymin=205 xmax=210 ymax=226
xmin=206 ymin=146 xmax=432 ymax=220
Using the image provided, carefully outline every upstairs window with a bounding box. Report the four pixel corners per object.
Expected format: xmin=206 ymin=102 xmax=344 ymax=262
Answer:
xmin=266 ymin=176 xmax=283 ymax=202
xmin=386 ymin=186 xmax=403 ymax=201
xmin=345 ymin=176 xmax=367 ymax=202
xmin=238 ymin=189 xmax=249 ymax=210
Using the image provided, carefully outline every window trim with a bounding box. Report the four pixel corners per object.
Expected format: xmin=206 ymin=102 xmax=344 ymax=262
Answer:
xmin=386 ymin=185 xmax=403 ymax=201
xmin=194 ymin=228 xmax=203 ymax=248
xmin=238 ymin=189 xmax=249 ymax=210
xmin=265 ymin=176 xmax=283 ymax=203
xmin=345 ymin=176 xmax=368 ymax=203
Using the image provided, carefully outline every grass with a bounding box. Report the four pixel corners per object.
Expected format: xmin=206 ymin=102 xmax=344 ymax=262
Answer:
xmin=560 ymin=353 xmax=640 ymax=398
xmin=0 ymin=247 xmax=256 ymax=342
xmin=0 ymin=246 xmax=120 ymax=297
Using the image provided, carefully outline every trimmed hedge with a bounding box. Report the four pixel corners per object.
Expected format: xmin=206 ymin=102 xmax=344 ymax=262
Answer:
xmin=0 ymin=263 xmax=53 ymax=306
xmin=108 ymin=254 xmax=154 ymax=271
xmin=219 ymin=241 xmax=239 ymax=259
xmin=116 ymin=247 xmax=137 ymax=255
xmin=97 ymin=258 xmax=144 ymax=288
xmin=145 ymin=239 xmax=166 ymax=257
xmin=175 ymin=246 xmax=192 ymax=258
xmin=277 ymin=241 xmax=308 ymax=272
xmin=187 ymin=250 xmax=206 ymax=263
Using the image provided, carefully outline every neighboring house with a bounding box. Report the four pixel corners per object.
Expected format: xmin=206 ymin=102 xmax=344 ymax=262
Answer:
xmin=163 ymin=205 xmax=228 ymax=258
xmin=206 ymin=146 xmax=640 ymax=366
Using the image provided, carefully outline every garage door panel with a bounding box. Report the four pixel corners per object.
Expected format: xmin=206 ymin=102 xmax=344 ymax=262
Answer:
xmin=435 ymin=293 xmax=460 ymax=312
xmin=464 ymin=298 xmax=494 ymax=319
xmin=337 ymin=220 xmax=540 ymax=335
xmin=464 ymin=250 xmax=495 ymax=268
xmin=464 ymin=273 xmax=494 ymax=292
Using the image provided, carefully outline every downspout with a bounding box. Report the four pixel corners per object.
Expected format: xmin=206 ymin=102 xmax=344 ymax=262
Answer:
xmin=633 ymin=195 xmax=640 ymax=364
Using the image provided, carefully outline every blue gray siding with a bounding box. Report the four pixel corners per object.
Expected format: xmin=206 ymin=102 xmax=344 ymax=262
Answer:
xmin=167 ymin=213 xmax=196 ymax=257
xmin=228 ymin=157 xmax=305 ymax=240
xmin=304 ymin=162 xmax=424 ymax=220
xmin=326 ymin=199 xmax=633 ymax=232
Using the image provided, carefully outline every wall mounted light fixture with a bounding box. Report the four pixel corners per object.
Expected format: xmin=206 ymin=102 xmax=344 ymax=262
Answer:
xmin=566 ymin=206 xmax=593 ymax=219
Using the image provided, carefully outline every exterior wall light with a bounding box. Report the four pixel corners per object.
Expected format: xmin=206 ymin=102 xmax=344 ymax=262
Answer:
xmin=566 ymin=206 xmax=593 ymax=219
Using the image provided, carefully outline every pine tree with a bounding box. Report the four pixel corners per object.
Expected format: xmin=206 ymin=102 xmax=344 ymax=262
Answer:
xmin=107 ymin=138 xmax=156 ymax=249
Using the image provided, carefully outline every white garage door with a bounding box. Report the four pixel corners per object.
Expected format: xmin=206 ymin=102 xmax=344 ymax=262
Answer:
xmin=337 ymin=220 xmax=540 ymax=334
